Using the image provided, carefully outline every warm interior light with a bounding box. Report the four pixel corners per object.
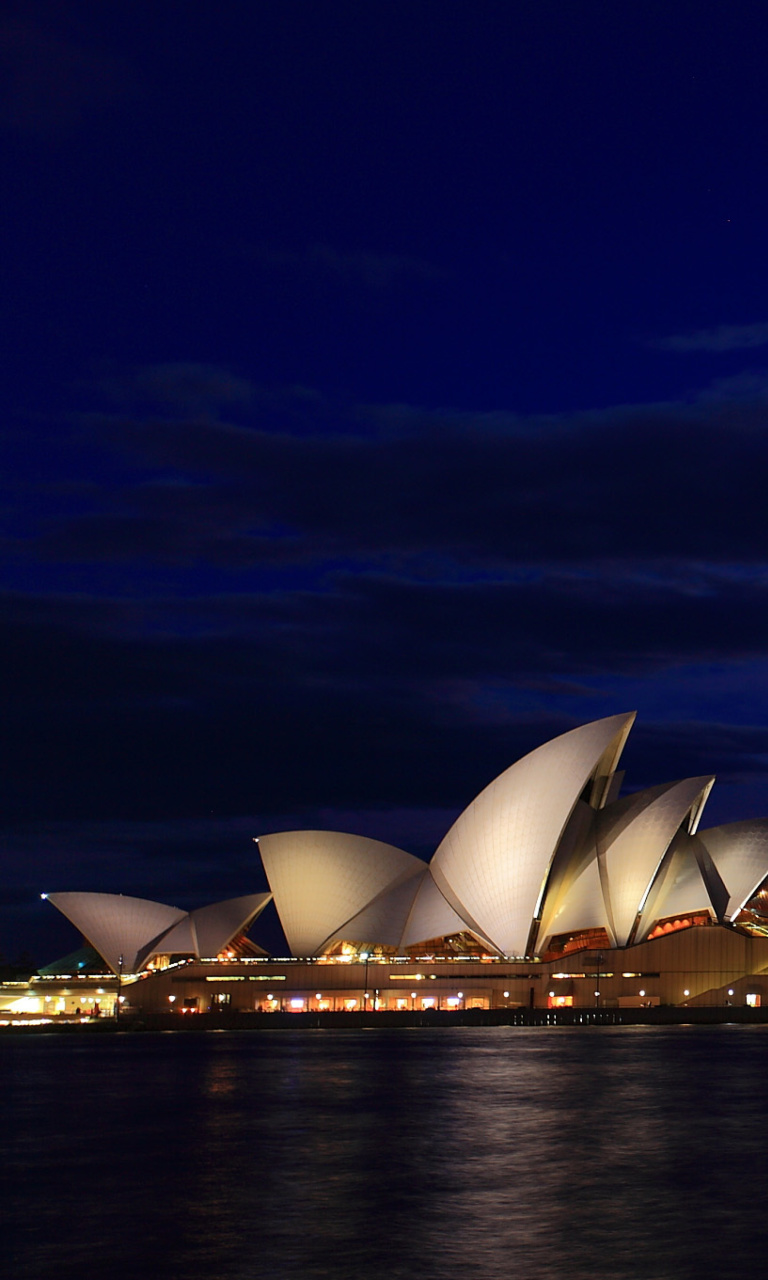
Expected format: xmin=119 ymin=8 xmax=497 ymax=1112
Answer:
xmin=7 ymin=997 xmax=41 ymax=1013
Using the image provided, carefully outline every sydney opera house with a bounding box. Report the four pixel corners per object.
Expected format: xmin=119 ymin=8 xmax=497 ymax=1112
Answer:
xmin=6 ymin=712 xmax=768 ymax=1020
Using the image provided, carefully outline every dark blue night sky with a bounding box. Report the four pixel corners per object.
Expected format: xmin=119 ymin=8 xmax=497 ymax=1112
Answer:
xmin=4 ymin=2 xmax=768 ymax=961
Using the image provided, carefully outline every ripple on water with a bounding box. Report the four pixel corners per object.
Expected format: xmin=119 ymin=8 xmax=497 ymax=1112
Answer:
xmin=4 ymin=1025 xmax=768 ymax=1280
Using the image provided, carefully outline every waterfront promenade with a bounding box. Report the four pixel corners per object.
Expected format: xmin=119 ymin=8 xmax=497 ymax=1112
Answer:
xmin=5 ymin=1004 xmax=768 ymax=1032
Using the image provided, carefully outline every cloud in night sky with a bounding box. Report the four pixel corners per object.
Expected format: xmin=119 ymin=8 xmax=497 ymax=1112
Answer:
xmin=241 ymin=243 xmax=448 ymax=291
xmin=5 ymin=366 xmax=768 ymax=847
xmin=14 ymin=364 xmax=768 ymax=572
xmin=657 ymin=322 xmax=768 ymax=353
xmin=5 ymin=5 xmax=768 ymax=963
xmin=5 ymin=366 xmax=768 ymax=964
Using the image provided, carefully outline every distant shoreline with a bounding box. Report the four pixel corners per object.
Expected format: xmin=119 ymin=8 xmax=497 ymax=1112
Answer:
xmin=4 ymin=1005 xmax=768 ymax=1033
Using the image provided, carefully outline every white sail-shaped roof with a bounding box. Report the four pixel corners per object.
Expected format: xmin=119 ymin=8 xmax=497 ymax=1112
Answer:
xmin=321 ymin=868 xmax=428 ymax=950
xmin=47 ymin=716 xmax=768 ymax=967
xmin=537 ymin=855 xmax=611 ymax=946
xmin=697 ymin=818 xmax=768 ymax=920
xmin=150 ymin=914 xmax=196 ymax=954
xmin=46 ymin=892 xmax=186 ymax=973
xmin=430 ymin=713 xmax=635 ymax=956
xmin=257 ymin=831 xmax=425 ymax=955
xmin=597 ymin=776 xmax=714 ymax=946
xmin=532 ymin=800 xmax=601 ymax=949
xmin=322 ymin=867 xmax=489 ymax=952
xmin=158 ymin=892 xmax=272 ymax=958
xmin=400 ymin=871 xmax=482 ymax=949
xmin=634 ymin=836 xmax=716 ymax=939
xmin=192 ymin=892 xmax=272 ymax=957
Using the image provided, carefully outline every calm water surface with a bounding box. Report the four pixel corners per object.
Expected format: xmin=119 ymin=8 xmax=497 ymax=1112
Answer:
xmin=4 ymin=1025 xmax=768 ymax=1280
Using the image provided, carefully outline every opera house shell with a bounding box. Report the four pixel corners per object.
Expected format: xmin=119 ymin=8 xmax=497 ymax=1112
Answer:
xmin=42 ymin=891 xmax=272 ymax=974
xmin=256 ymin=711 xmax=768 ymax=961
xmin=30 ymin=712 xmax=768 ymax=1018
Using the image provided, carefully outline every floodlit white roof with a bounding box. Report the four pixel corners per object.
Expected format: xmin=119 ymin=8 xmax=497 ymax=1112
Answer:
xmin=597 ymin=776 xmax=714 ymax=945
xmin=532 ymin=800 xmax=602 ymax=949
xmin=400 ymin=871 xmax=481 ymax=949
xmin=537 ymin=854 xmax=609 ymax=946
xmin=193 ymin=891 xmax=272 ymax=956
xmin=160 ymin=892 xmax=272 ymax=957
xmin=430 ymin=713 xmax=635 ymax=956
xmin=257 ymin=831 xmax=425 ymax=955
xmin=321 ymin=868 xmax=428 ymax=950
xmin=697 ymin=818 xmax=768 ymax=920
xmin=46 ymin=892 xmax=186 ymax=973
xmin=46 ymin=890 xmax=273 ymax=971
xmin=46 ymin=715 xmax=768 ymax=965
xmin=636 ymin=836 xmax=716 ymax=936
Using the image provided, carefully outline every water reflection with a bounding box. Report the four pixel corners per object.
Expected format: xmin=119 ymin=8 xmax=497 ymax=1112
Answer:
xmin=4 ymin=1027 xmax=768 ymax=1279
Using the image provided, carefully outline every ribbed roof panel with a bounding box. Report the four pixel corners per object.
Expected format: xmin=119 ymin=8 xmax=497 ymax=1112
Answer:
xmin=45 ymin=892 xmax=186 ymax=973
xmin=257 ymin=831 xmax=424 ymax=956
xmin=599 ymin=777 xmax=714 ymax=945
xmin=697 ymin=818 xmax=768 ymax=919
xmin=400 ymin=870 xmax=481 ymax=949
xmin=430 ymin=713 xmax=635 ymax=956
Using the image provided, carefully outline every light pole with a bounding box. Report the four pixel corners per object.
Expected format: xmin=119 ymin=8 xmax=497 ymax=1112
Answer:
xmin=115 ymin=953 xmax=123 ymax=1022
xmin=360 ymin=950 xmax=370 ymax=1013
xmin=594 ymin=953 xmax=603 ymax=1008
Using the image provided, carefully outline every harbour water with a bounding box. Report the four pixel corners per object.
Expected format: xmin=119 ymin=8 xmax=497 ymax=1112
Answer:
xmin=4 ymin=1025 xmax=768 ymax=1279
